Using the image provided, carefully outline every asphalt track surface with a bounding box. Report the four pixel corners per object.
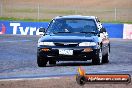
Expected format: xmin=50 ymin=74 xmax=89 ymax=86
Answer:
xmin=0 ymin=35 xmax=132 ymax=79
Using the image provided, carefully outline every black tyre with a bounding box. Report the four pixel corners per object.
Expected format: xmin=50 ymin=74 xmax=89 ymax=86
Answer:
xmin=49 ymin=60 xmax=56 ymax=65
xmin=102 ymin=47 xmax=109 ymax=63
xmin=92 ymin=49 xmax=102 ymax=65
xmin=37 ymin=56 xmax=47 ymax=67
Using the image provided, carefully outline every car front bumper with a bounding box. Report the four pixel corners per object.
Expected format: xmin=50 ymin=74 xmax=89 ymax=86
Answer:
xmin=37 ymin=47 xmax=99 ymax=61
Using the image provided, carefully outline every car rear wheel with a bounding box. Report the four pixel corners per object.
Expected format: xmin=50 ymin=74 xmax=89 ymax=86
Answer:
xmin=92 ymin=49 xmax=102 ymax=65
xmin=37 ymin=56 xmax=47 ymax=67
xmin=102 ymin=47 xmax=109 ymax=63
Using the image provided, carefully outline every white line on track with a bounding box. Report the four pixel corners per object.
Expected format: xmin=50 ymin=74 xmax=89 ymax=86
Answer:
xmin=0 ymin=77 xmax=61 ymax=81
xmin=1 ymin=40 xmax=31 ymax=43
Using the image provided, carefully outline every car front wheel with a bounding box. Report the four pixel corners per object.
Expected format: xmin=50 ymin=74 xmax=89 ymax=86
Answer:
xmin=49 ymin=60 xmax=56 ymax=65
xmin=92 ymin=49 xmax=102 ymax=65
xmin=102 ymin=47 xmax=110 ymax=63
xmin=37 ymin=56 xmax=47 ymax=67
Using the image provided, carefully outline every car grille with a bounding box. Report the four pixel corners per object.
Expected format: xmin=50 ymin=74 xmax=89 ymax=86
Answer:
xmin=54 ymin=43 xmax=78 ymax=47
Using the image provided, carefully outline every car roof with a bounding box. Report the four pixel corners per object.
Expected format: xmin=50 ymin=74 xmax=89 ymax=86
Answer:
xmin=54 ymin=15 xmax=97 ymax=20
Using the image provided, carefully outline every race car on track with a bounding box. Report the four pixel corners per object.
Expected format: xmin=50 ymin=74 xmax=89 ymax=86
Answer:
xmin=37 ymin=15 xmax=110 ymax=67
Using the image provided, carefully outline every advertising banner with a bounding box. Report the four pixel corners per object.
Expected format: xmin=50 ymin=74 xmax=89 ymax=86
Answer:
xmin=0 ymin=21 xmax=49 ymax=35
xmin=102 ymin=23 xmax=123 ymax=38
xmin=123 ymin=24 xmax=132 ymax=39
xmin=0 ymin=21 xmax=125 ymax=38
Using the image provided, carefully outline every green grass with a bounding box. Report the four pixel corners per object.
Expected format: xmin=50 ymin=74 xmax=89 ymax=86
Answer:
xmin=102 ymin=20 xmax=132 ymax=24
xmin=0 ymin=17 xmax=132 ymax=24
xmin=0 ymin=17 xmax=51 ymax=22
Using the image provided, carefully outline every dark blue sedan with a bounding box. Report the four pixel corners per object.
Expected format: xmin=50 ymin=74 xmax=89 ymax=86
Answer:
xmin=37 ymin=15 xmax=110 ymax=67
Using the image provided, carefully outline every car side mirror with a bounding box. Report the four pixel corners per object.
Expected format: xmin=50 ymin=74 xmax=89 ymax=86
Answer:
xmin=39 ymin=28 xmax=46 ymax=35
xmin=39 ymin=28 xmax=46 ymax=33
xmin=100 ymin=29 xmax=103 ymax=33
xmin=100 ymin=28 xmax=106 ymax=33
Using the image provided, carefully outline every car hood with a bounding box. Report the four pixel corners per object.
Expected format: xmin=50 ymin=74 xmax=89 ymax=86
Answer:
xmin=39 ymin=34 xmax=100 ymax=43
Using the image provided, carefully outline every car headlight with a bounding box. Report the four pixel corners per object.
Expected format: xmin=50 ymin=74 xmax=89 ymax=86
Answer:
xmin=79 ymin=42 xmax=96 ymax=46
xmin=38 ymin=42 xmax=55 ymax=46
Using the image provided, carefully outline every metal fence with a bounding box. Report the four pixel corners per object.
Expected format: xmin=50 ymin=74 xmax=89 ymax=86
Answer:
xmin=0 ymin=3 xmax=132 ymax=22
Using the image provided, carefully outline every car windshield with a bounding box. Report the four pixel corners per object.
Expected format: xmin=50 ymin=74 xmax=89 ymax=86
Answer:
xmin=46 ymin=18 xmax=98 ymax=34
